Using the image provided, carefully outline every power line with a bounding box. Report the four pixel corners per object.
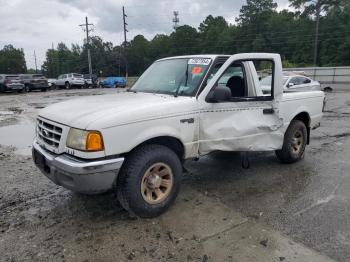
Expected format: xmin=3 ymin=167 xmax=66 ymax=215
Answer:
xmin=79 ymin=16 xmax=94 ymax=76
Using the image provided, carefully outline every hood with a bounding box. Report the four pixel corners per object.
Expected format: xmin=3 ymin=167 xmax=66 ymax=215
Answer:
xmin=39 ymin=92 xmax=195 ymax=129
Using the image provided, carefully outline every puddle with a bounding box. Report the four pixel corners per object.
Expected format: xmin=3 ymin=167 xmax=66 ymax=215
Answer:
xmin=0 ymin=120 xmax=35 ymax=156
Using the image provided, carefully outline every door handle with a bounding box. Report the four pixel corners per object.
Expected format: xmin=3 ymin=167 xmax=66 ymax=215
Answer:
xmin=263 ymin=108 xmax=274 ymax=114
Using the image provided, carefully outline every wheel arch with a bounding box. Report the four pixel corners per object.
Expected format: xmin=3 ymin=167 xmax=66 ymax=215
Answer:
xmin=126 ymin=136 xmax=185 ymax=161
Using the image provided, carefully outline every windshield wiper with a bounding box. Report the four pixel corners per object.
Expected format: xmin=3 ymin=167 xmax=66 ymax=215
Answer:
xmin=174 ymin=63 xmax=189 ymax=97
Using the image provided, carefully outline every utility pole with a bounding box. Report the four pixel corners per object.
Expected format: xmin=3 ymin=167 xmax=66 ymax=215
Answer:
xmin=122 ymin=6 xmax=128 ymax=80
xmin=34 ymin=50 xmax=38 ymax=73
xmin=313 ymin=2 xmax=321 ymax=66
xmin=173 ymin=11 xmax=179 ymax=30
xmin=79 ymin=16 xmax=94 ymax=76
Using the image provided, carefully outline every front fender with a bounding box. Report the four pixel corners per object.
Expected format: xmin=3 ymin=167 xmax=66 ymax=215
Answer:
xmin=101 ymin=115 xmax=198 ymax=158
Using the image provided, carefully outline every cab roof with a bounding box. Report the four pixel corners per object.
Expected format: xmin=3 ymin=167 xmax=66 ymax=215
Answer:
xmin=157 ymin=54 xmax=229 ymax=62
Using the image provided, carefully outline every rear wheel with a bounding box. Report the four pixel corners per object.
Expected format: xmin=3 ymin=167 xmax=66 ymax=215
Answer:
xmin=25 ymin=85 xmax=30 ymax=92
xmin=65 ymin=82 xmax=70 ymax=89
xmin=117 ymin=144 xmax=182 ymax=218
xmin=275 ymin=120 xmax=307 ymax=163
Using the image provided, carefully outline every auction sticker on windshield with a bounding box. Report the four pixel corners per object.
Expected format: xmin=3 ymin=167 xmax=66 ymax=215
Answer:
xmin=188 ymin=58 xmax=211 ymax=65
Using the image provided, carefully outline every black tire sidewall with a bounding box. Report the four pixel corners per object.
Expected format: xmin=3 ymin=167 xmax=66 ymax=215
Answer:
xmin=277 ymin=120 xmax=307 ymax=163
xmin=117 ymin=144 xmax=182 ymax=218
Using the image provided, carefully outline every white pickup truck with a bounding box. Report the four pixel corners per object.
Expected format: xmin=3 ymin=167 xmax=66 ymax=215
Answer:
xmin=32 ymin=53 xmax=325 ymax=217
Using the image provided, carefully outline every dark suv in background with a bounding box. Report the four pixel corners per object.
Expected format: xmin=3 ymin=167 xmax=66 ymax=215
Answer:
xmin=0 ymin=74 xmax=25 ymax=93
xmin=20 ymin=74 xmax=48 ymax=92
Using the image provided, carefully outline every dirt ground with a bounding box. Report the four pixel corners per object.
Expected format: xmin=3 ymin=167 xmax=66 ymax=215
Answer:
xmin=0 ymin=89 xmax=349 ymax=262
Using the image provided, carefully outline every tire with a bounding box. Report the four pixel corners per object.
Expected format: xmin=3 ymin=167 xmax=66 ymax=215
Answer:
xmin=25 ymin=85 xmax=30 ymax=92
xmin=65 ymin=82 xmax=70 ymax=89
xmin=117 ymin=144 xmax=183 ymax=218
xmin=275 ymin=120 xmax=307 ymax=164
xmin=41 ymin=88 xmax=47 ymax=92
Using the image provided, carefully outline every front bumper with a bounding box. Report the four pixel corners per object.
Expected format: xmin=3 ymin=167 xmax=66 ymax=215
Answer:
xmin=32 ymin=139 xmax=124 ymax=194
xmin=6 ymin=84 xmax=24 ymax=90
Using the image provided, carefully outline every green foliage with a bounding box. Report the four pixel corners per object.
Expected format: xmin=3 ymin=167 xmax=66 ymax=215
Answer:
xmin=3 ymin=0 xmax=348 ymax=77
xmin=0 ymin=45 xmax=27 ymax=74
xmin=236 ymin=0 xmax=277 ymax=25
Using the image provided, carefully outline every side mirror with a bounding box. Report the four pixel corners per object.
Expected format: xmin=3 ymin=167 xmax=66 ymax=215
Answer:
xmin=288 ymin=82 xmax=295 ymax=88
xmin=206 ymin=85 xmax=232 ymax=103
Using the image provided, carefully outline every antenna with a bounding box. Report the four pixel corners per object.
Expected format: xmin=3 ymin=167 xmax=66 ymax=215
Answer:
xmin=173 ymin=11 xmax=179 ymax=30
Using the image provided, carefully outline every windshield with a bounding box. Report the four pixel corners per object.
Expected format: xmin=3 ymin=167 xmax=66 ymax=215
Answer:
xmin=260 ymin=75 xmax=289 ymax=85
xmin=131 ymin=58 xmax=211 ymax=96
xmin=6 ymin=76 xmax=19 ymax=80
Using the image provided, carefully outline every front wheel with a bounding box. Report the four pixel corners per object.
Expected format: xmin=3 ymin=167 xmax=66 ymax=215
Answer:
xmin=117 ymin=144 xmax=183 ymax=218
xmin=275 ymin=120 xmax=307 ymax=164
xmin=65 ymin=82 xmax=70 ymax=89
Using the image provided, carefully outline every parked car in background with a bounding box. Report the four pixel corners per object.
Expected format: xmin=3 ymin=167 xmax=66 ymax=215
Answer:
xmin=0 ymin=74 xmax=25 ymax=93
xmin=84 ymin=74 xmax=98 ymax=88
xmin=99 ymin=76 xmax=126 ymax=88
xmin=47 ymin=78 xmax=56 ymax=87
xmin=260 ymin=73 xmax=321 ymax=94
xmin=20 ymin=74 xmax=48 ymax=92
xmin=55 ymin=73 xmax=85 ymax=89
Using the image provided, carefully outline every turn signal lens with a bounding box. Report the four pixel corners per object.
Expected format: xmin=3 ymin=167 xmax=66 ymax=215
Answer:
xmin=86 ymin=131 xmax=104 ymax=151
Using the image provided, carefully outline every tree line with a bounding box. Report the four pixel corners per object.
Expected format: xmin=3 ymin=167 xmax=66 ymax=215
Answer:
xmin=1 ymin=0 xmax=349 ymax=77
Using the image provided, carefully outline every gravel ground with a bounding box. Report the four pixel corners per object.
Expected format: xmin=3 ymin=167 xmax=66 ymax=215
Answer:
xmin=0 ymin=89 xmax=349 ymax=262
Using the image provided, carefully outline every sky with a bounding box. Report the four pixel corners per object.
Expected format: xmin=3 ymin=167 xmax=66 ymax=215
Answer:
xmin=0 ymin=0 xmax=290 ymax=69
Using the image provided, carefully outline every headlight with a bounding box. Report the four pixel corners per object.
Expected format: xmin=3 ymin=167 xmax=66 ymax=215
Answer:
xmin=66 ymin=128 xmax=104 ymax=152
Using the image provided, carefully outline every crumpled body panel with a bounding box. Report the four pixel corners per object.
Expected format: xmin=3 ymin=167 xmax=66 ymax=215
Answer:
xmin=198 ymin=104 xmax=284 ymax=154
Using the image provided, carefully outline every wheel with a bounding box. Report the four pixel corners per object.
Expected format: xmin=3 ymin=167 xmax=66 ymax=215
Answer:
xmin=41 ymin=88 xmax=47 ymax=92
xmin=117 ymin=144 xmax=183 ymax=218
xmin=65 ymin=82 xmax=70 ymax=89
xmin=275 ymin=120 xmax=307 ymax=164
xmin=25 ymin=85 xmax=30 ymax=92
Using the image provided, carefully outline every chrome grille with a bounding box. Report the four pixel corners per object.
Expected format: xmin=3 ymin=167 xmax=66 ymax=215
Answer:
xmin=37 ymin=119 xmax=62 ymax=148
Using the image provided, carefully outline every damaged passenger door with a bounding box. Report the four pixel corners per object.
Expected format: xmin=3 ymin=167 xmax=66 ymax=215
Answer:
xmin=198 ymin=53 xmax=284 ymax=154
